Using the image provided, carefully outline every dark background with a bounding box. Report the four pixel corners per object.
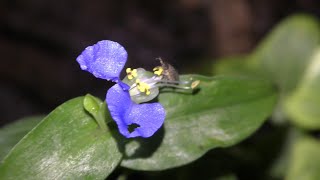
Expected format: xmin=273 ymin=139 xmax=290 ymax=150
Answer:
xmin=1 ymin=0 xmax=320 ymax=126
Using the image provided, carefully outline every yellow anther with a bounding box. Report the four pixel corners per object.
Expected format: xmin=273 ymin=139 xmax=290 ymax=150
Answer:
xmin=126 ymin=68 xmax=132 ymax=73
xmin=191 ymin=80 xmax=200 ymax=89
xmin=135 ymin=79 xmax=151 ymax=95
xmin=153 ymin=66 xmax=163 ymax=76
xmin=126 ymin=68 xmax=137 ymax=80
xmin=146 ymin=89 xmax=151 ymax=95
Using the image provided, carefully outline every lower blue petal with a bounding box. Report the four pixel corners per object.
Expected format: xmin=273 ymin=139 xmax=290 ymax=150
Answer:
xmin=106 ymin=84 xmax=166 ymax=138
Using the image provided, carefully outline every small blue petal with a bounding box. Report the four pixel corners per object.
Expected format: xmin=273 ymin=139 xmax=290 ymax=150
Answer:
xmin=106 ymin=84 xmax=166 ymax=138
xmin=76 ymin=40 xmax=127 ymax=81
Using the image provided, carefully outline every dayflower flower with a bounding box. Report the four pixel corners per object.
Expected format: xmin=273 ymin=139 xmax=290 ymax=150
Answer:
xmin=76 ymin=40 xmax=199 ymax=138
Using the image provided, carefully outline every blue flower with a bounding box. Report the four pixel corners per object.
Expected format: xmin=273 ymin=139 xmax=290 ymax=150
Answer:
xmin=106 ymin=83 xmax=165 ymax=138
xmin=77 ymin=40 xmax=166 ymax=138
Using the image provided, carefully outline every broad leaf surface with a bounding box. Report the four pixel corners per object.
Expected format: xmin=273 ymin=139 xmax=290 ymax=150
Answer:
xmin=121 ymin=75 xmax=277 ymax=170
xmin=0 ymin=97 xmax=122 ymax=179
xmin=0 ymin=116 xmax=44 ymax=160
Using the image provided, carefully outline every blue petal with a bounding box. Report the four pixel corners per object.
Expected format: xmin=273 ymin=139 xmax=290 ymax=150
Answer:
xmin=106 ymin=84 xmax=166 ymax=138
xmin=76 ymin=40 xmax=127 ymax=81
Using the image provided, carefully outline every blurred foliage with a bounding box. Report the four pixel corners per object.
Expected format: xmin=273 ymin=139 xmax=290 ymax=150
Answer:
xmin=214 ymin=14 xmax=320 ymax=180
xmin=285 ymin=50 xmax=320 ymax=129
xmin=214 ymin=14 xmax=320 ymax=124
xmin=286 ymin=134 xmax=320 ymax=180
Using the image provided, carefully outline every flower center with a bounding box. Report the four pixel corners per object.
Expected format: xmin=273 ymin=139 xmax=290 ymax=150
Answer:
xmin=123 ymin=67 xmax=200 ymax=104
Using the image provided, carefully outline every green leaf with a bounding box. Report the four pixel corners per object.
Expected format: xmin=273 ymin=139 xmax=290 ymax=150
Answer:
xmin=0 ymin=116 xmax=44 ymax=160
xmin=286 ymin=135 xmax=320 ymax=180
xmin=121 ymin=75 xmax=277 ymax=170
xmin=249 ymin=14 xmax=320 ymax=94
xmin=285 ymin=49 xmax=320 ymax=129
xmin=0 ymin=97 xmax=122 ymax=179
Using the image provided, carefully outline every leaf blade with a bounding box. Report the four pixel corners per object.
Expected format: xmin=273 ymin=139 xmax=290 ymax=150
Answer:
xmin=0 ymin=116 xmax=44 ymax=161
xmin=0 ymin=97 xmax=122 ymax=179
xmin=121 ymin=75 xmax=277 ymax=170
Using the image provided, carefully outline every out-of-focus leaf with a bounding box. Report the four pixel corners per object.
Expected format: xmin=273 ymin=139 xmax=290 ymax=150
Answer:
xmin=121 ymin=75 xmax=277 ymax=170
xmin=249 ymin=14 xmax=320 ymax=94
xmin=214 ymin=14 xmax=320 ymax=124
xmin=285 ymin=49 xmax=320 ymax=129
xmin=0 ymin=97 xmax=122 ymax=179
xmin=0 ymin=116 xmax=44 ymax=160
xmin=286 ymin=135 xmax=320 ymax=180
xmin=269 ymin=128 xmax=300 ymax=179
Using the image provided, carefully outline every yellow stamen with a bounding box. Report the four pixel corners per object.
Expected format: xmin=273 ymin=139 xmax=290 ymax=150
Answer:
xmin=126 ymin=68 xmax=137 ymax=80
xmin=146 ymin=89 xmax=151 ymax=95
xmin=153 ymin=66 xmax=163 ymax=76
xmin=136 ymin=79 xmax=151 ymax=95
